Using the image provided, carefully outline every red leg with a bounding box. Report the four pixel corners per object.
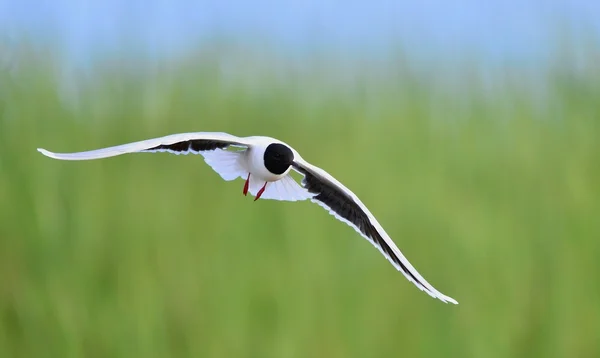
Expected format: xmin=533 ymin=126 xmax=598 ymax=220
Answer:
xmin=254 ymin=182 xmax=268 ymax=201
xmin=243 ymin=173 xmax=250 ymax=196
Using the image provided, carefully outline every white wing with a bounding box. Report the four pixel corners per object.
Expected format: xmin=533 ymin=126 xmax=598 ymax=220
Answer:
xmin=37 ymin=132 xmax=252 ymax=161
xmin=200 ymin=148 xmax=248 ymax=182
xmin=247 ymin=174 xmax=315 ymax=202
xmin=291 ymin=156 xmax=458 ymax=304
xmin=37 ymin=131 xmax=256 ymax=183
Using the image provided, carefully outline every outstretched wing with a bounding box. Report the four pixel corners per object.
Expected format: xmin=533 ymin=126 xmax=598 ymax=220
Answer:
xmin=291 ymin=157 xmax=458 ymax=304
xmin=37 ymin=132 xmax=251 ymax=160
xmin=37 ymin=132 xmax=254 ymax=182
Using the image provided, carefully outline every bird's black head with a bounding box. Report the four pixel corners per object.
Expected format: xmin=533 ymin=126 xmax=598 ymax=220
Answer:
xmin=263 ymin=143 xmax=294 ymax=175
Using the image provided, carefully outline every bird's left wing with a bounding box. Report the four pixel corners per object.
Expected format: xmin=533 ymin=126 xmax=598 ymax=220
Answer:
xmin=291 ymin=156 xmax=458 ymax=304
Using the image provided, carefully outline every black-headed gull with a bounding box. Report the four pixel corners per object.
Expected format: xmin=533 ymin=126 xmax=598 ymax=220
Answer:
xmin=38 ymin=132 xmax=458 ymax=304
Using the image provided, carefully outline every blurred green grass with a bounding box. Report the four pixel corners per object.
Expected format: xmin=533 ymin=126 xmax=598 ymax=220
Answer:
xmin=0 ymin=44 xmax=599 ymax=358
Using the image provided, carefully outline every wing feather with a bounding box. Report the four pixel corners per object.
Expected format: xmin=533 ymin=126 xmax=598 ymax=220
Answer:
xmin=37 ymin=132 xmax=251 ymax=161
xmin=292 ymin=157 xmax=458 ymax=304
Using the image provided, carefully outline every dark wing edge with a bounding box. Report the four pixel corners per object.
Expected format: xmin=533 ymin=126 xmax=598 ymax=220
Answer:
xmin=291 ymin=159 xmax=458 ymax=304
xmin=143 ymin=139 xmax=235 ymax=155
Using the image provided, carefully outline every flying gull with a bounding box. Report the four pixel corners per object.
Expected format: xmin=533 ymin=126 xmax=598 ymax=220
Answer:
xmin=38 ymin=132 xmax=458 ymax=304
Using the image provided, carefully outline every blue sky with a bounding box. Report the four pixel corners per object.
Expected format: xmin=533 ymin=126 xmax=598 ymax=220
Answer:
xmin=1 ymin=0 xmax=599 ymax=65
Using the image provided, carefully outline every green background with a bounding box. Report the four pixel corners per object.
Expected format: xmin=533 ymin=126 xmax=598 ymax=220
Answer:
xmin=1 ymin=43 xmax=599 ymax=357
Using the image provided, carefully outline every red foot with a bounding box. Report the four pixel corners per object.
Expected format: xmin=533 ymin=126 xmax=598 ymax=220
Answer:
xmin=243 ymin=173 xmax=250 ymax=196
xmin=254 ymin=182 xmax=268 ymax=201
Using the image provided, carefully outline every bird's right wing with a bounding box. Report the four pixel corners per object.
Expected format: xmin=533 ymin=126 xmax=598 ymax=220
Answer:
xmin=37 ymin=131 xmax=255 ymax=182
xmin=37 ymin=132 xmax=252 ymax=160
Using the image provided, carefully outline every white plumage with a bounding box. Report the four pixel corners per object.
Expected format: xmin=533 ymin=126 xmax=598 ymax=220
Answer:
xmin=38 ymin=131 xmax=458 ymax=304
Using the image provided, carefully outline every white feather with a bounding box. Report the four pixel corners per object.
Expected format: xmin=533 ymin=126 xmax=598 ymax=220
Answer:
xmin=247 ymin=175 xmax=315 ymax=202
xmin=199 ymin=149 xmax=247 ymax=181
